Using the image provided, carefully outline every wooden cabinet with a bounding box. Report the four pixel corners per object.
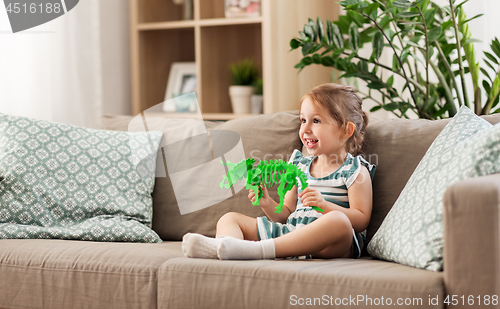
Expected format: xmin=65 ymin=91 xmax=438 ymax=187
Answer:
xmin=130 ymin=0 xmax=339 ymax=119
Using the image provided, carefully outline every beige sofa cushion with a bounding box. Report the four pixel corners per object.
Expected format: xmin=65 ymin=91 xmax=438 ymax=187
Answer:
xmin=0 ymin=239 xmax=183 ymax=309
xmin=158 ymin=254 xmax=443 ymax=309
xmin=362 ymin=117 xmax=449 ymax=242
xmin=101 ymin=112 xmax=302 ymax=240
xmin=363 ymin=114 xmax=500 ymax=242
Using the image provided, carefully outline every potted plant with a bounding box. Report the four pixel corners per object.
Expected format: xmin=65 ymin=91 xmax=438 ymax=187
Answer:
xmin=289 ymin=0 xmax=500 ymax=120
xmin=251 ymin=78 xmax=264 ymax=114
xmin=229 ymin=58 xmax=259 ymax=114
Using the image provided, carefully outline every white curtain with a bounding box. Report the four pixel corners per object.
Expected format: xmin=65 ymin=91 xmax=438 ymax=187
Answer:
xmin=0 ymin=0 xmax=130 ymax=129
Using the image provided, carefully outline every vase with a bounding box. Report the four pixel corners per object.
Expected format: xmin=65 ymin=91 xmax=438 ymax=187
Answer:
xmin=229 ymin=85 xmax=254 ymax=114
xmin=251 ymin=94 xmax=263 ymax=114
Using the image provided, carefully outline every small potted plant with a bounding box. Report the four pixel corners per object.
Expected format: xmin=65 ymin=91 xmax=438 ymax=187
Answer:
xmin=229 ymin=58 xmax=259 ymax=114
xmin=251 ymin=78 xmax=263 ymax=114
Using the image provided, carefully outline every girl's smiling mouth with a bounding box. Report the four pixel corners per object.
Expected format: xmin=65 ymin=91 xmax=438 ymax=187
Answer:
xmin=304 ymin=138 xmax=318 ymax=148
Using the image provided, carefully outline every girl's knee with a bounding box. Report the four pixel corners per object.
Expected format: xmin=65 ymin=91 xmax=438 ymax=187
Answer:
xmin=217 ymin=212 xmax=238 ymax=226
xmin=217 ymin=212 xmax=251 ymax=229
xmin=216 ymin=212 xmax=258 ymax=240
xmin=324 ymin=210 xmax=349 ymax=222
xmin=323 ymin=211 xmax=352 ymax=236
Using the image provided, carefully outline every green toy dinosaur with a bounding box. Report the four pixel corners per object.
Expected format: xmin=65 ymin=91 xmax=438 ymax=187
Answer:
xmin=219 ymin=158 xmax=324 ymax=213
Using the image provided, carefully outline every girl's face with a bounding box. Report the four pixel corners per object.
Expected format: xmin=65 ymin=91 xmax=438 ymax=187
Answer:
xmin=299 ymin=97 xmax=348 ymax=158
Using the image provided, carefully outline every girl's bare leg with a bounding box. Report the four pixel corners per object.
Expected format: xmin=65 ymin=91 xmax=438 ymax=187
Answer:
xmin=216 ymin=212 xmax=275 ymax=260
xmin=217 ymin=210 xmax=353 ymax=260
xmin=216 ymin=212 xmax=259 ymax=241
xmin=183 ymin=212 xmax=259 ymax=259
xmin=274 ymin=210 xmax=353 ymax=259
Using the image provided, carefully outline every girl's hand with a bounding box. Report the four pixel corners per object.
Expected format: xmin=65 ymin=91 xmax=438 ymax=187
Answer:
xmin=298 ymin=187 xmax=326 ymax=210
xmin=248 ymin=185 xmax=270 ymax=209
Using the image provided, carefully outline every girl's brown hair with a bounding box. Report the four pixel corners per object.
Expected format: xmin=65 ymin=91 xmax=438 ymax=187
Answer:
xmin=301 ymin=83 xmax=368 ymax=156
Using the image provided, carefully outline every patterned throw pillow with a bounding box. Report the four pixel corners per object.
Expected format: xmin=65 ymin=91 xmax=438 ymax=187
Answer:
xmin=0 ymin=113 xmax=163 ymax=243
xmin=367 ymin=106 xmax=500 ymax=271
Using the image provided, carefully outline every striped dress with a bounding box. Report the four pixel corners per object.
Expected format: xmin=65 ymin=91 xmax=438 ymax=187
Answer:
xmin=256 ymin=149 xmax=376 ymax=259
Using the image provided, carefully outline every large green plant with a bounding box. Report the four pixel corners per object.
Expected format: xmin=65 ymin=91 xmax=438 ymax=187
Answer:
xmin=289 ymin=0 xmax=500 ymax=119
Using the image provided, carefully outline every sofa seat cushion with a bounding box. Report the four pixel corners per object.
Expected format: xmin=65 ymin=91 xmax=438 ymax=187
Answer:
xmin=0 ymin=239 xmax=183 ymax=309
xmin=158 ymin=256 xmax=444 ymax=309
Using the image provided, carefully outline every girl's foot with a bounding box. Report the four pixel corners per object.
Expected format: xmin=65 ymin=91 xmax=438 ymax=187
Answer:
xmin=182 ymin=233 xmax=221 ymax=259
xmin=217 ymin=237 xmax=275 ymax=260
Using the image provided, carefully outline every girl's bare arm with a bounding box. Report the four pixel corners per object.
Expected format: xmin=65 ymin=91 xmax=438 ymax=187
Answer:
xmin=299 ymin=167 xmax=372 ymax=232
xmin=249 ymin=186 xmax=297 ymax=224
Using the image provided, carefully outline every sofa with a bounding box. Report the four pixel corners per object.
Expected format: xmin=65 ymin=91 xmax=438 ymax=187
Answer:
xmin=1 ymin=110 xmax=499 ymax=309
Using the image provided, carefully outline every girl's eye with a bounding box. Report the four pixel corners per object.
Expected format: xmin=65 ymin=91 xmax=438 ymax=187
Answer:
xmin=301 ymin=118 xmax=306 ymax=123
xmin=313 ymin=118 xmax=320 ymax=123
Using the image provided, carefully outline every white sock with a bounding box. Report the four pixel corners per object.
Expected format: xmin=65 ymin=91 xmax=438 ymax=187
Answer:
xmin=182 ymin=233 xmax=223 ymax=259
xmin=217 ymin=237 xmax=276 ymax=260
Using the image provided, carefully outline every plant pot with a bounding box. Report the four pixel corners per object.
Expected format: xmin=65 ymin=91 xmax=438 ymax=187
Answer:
xmin=251 ymin=94 xmax=263 ymax=114
xmin=229 ymin=85 xmax=254 ymax=114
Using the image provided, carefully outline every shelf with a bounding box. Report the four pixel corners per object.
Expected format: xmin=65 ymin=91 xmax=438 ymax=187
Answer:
xmin=137 ymin=20 xmax=196 ymax=31
xmin=137 ymin=29 xmax=195 ymax=112
xmin=198 ymin=17 xmax=262 ymax=27
xmin=142 ymin=112 xmax=256 ymax=121
xmin=131 ymin=0 xmax=340 ymax=116
xmin=137 ymin=0 xmax=185 ymax=23
xmin=199 ymin=23 xmax=262 ymax=114
xmin=137 ymin=17 xmax=262 ymax=31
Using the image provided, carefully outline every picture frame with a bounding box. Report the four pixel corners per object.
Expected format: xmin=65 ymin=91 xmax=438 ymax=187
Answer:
xmin=225 ymin=0 xmax=260 ymax=18
xmin=163 ymin=62 xmax=197 ymax=112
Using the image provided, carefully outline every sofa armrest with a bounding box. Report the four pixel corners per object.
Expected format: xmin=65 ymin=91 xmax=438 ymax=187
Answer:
xmin=443 ymin=173 xmax=500 ymax=306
